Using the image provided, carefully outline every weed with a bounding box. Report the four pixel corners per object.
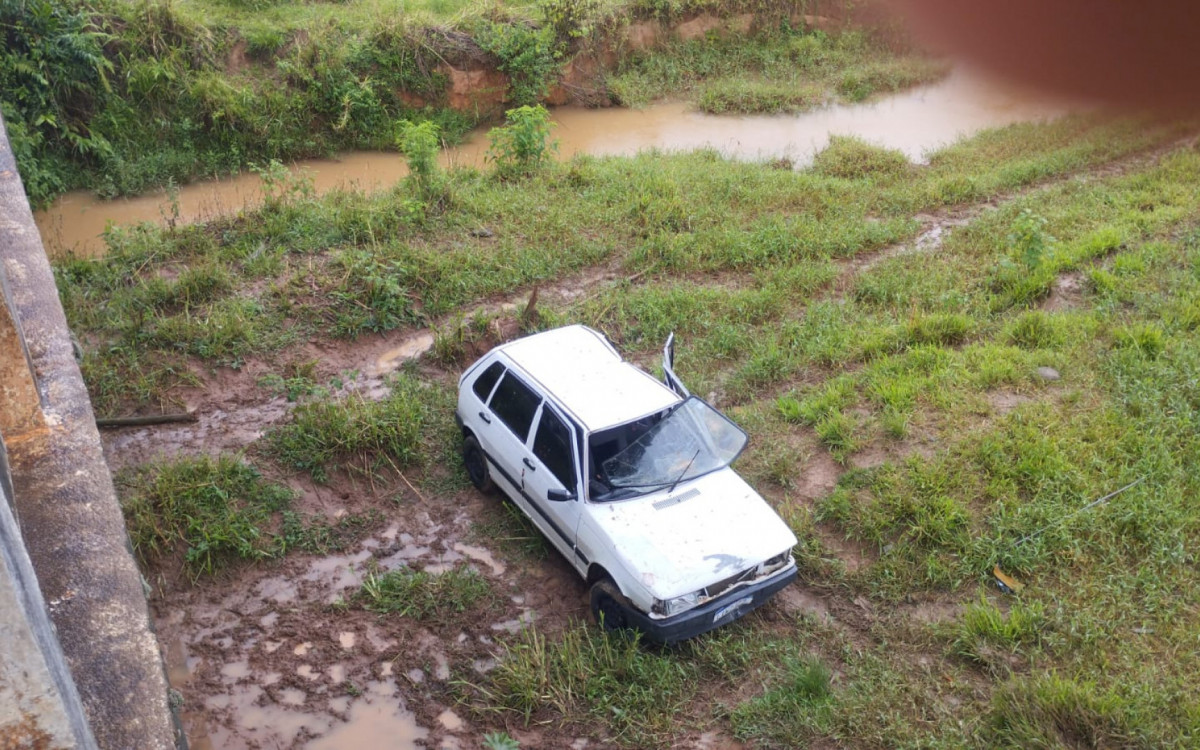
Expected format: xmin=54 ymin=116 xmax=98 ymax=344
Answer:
xmin=117 ymin=454 xmax=294 ymax=578
xmin=475 ymin=21 xmax=559 ymax=107
xmin=488 ymin=105 xmax=557 ymax=179
xmin=1114 ymin=324 xmax=1165 ymax=359
xmin=1006 ymin=311 xmax=1060 ymax=350
xmin=477 ymin=623 xmax=697 ymax=744
xmin=952 ymin=596 xmax=1044 ymax=673
xmin=397 ymin=118 xmax=444 ymax=203
xmin=986 ymin=675 xmax=1148 ymax=748
xmin=697 ymin=79 xmax=824 ymax=114
xmin=358 ymin=564 xmax=492 ymax=620
xmin=266 ymin=374 xmax=435 ymax=482
xmin=482 ymin=733 xmax=521 ymax=750
xmin=729 ymin=655 xmax=834 ymax=744
xmin=815 ymin=411 xmax=859 ymax=462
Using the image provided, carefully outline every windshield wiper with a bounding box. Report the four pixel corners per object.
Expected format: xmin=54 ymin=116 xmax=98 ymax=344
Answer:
xmin=668 ymin=448 xmax=700 ymax=495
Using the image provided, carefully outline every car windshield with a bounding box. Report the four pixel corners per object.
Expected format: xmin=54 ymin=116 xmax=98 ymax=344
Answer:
xmin=598 ymin=397 xmax=747 ymax=491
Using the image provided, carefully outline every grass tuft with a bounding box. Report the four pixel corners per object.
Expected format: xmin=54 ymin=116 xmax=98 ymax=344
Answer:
xmin=266 ymin=374 xmax=436 ymax=482
xmin=118 ymin=454 xmax=294 ymax=578
xmin=358 ymin=564 xmax=492 ymax=620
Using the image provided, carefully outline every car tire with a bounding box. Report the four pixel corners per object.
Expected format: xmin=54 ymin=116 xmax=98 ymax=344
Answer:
xmin=590 ymin=579 xmax=631 ymax=633
xmin=462 ymin=436 xmax=493 ymax=493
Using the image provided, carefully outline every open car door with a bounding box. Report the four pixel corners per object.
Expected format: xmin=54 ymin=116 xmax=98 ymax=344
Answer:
xmin=662 ymin=332 xmax=691 ymax=398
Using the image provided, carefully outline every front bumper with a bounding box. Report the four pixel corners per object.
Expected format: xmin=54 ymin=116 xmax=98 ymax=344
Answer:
xmin=624 ymin=563 xmax=798 ymax=644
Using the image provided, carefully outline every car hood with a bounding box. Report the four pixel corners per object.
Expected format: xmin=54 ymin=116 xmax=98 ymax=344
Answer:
xmin=589 ymin=468 xmax=798 ymax=600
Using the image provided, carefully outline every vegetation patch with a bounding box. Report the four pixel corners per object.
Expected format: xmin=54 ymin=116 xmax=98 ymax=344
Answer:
xmin=118 ymin=454 xmax=294 ymax=578
xmin=266 ymin=374 xmax=439 ymax=482
xmin=358 ymin=564 xmax=493 ymax=620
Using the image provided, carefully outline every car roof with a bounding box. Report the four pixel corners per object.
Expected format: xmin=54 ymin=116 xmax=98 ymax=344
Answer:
xmin=497 ymin=325 xmax=681 ymax=432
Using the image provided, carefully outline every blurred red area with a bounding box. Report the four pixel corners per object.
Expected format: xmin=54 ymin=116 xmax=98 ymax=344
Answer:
xmin=886 ymin=0 xmax=1200 ymax=110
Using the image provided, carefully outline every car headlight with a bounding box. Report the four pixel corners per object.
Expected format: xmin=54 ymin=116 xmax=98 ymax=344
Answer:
xmin=652 ymin=591 xmax=702 ymax=617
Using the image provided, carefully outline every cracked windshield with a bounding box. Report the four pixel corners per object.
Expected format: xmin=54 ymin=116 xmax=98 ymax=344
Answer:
xmin=603 ymin=398 xmax=746 ymax=489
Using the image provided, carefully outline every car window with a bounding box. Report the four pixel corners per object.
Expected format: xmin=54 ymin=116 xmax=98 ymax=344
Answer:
xmin=472 ymin=361 xmax=505 ymax=402
xmin=533 ymin=407 xmax=577 ymax=489
xmin=488 ymin=371 xmax=541 ymax=442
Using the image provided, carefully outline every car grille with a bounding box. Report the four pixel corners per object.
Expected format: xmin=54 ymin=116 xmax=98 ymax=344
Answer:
xmin=704 ymin=553 xmax=792 ymax=599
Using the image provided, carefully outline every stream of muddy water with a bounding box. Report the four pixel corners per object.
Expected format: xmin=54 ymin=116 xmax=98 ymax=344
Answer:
xmin=35 ymin=68 xmax=1074 ymax=257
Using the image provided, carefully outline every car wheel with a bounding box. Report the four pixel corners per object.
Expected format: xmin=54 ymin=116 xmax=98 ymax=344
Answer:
xmin=462 ymin=436 xmax=493 ymax=493
xmin=590 ymin=579 xmax=631 ymax=633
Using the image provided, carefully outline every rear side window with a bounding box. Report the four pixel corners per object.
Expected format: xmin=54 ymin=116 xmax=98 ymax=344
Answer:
xmin=533 ymin=408 xmax=577 ymax=489
xmin=489 ymin=372 xmax=541 ymax=442
xmin=472 ymin=361 xmax=505 ymax=402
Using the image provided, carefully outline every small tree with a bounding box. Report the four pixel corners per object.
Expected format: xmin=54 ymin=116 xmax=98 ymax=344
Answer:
xmin=487 ymin=105 xmax=557 ymax=180
xmin=396 ymin=119 xmax=442 ymax=200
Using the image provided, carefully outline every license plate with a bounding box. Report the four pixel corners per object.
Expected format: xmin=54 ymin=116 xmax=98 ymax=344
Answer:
xmin=714 ymin=596 xmax=754 ymax=623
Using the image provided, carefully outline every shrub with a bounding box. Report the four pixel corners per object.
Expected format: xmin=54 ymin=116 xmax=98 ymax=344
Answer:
xmin=488 ymin=105 xmax=557 ymax=178
xmin=397 ymin=118 xmax=443 ymax=200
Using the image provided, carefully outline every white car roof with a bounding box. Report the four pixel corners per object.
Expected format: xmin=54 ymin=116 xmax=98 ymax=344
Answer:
xmin=498 ymin=325 xmax=681 ymax=432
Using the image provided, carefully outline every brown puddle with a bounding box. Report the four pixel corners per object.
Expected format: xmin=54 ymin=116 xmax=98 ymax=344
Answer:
xmin=35 ymin=68 xmax=1077 ymax=258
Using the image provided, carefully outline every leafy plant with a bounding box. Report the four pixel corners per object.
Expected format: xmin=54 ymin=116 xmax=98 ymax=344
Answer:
xmin=397 ymin=118 xmax=443 ymax=202
xmin=476 ymin=21 xmax=559 ymax=107
xmin=487 ymin=105 xmax=557 ymax=179
xmin=482 ymin=733 xmax=522 ymax=750
xmin=0 ymin=0 xmax=113 ymax=204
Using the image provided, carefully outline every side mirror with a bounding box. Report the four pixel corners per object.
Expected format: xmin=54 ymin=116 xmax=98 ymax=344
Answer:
xmin=547 ymin=488 xmax=575 ymax=502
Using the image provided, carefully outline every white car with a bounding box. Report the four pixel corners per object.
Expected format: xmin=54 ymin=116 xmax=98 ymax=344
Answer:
xmin=455 ymin=325 xmax=798 ymax=642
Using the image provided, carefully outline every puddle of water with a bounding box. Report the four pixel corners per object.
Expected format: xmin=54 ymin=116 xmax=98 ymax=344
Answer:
xmin=373 ymin=331 xmax=435 ymax=375
xmin=338 ymin=631 xmax=357 ymax=650
xmin=327 ymin=663 xmax=347 ymax=683
xmin=297 ymin=665 xmax=320 ymax=681
xmin=280 ymin=688 xmax=307 ymax=706
xmin=294 ymin=641 xmax=313 ymax=656
xmin=36 ymin=68 xmax=1076 ymax=258
xmin=452 ymin=542 xmax=506 ymax=576
xmin=303 ymin=549 xmax=374 ymax=601
xmin=491 ymin=609 xmax=535 ymax=635
xmin=165 ymin=637 xmax=193 ymax=688
xmin=220 ymin=660 xmax=251 ymax=680
xmin=304 ymin=694 xmax=429 ymax=750
xmin=437 ymin=709 xmax=465 ymax=732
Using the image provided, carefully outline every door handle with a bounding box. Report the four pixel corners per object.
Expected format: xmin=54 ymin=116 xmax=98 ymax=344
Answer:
xmin=523 ymin=458 xmax=537 ymax=471
xmin=478 ymin=411 xmax=491 ymax=424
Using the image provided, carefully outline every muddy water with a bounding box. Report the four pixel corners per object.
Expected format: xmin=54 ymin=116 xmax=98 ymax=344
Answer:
xmin=35 ymin=68 xmax=1074 ymax=257
xmin=157 ymin=511 xmax=517 ymax=750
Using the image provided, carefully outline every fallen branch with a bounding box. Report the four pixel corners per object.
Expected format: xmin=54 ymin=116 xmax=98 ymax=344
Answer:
xmin=96 ymin=413 xmax=197 ymax=428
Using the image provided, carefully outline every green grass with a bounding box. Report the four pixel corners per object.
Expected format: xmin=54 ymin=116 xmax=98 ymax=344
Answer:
xmin=117 ymin=454 xmax=294 ymax=577
xmin=609 ymin=28 xmax=948 ymax=112
xmin=474 ymin=620 xmax=805 ymax=745
xmin=53 ymin=96 xmax=1200 ymax=747
xmin=358 ymin=564 xmax=493 ymax=620
xmin=266 ymin=373 xmax=440 ymax=482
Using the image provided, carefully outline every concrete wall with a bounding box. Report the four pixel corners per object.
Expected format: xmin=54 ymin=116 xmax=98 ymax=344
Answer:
xmin=1 ymin=464 xmax=97 ymax=750
xmin=0 ymin=112 xmax=179 ymax=749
